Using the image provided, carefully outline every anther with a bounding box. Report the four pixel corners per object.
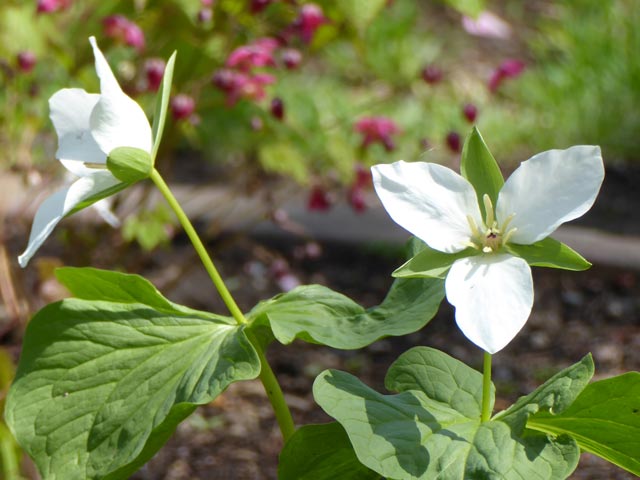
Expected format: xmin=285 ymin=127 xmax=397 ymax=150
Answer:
xmin=482 ymin=194 xmax=495 ymax=228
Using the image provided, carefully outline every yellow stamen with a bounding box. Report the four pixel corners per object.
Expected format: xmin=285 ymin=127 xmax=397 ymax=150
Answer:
xmin=503 ymin=227 xmax=518 ymax=245
xmin=482 ymin=194 xmax=495 ymax=228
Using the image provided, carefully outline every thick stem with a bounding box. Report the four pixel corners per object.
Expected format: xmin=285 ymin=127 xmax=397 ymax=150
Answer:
xmin=248 ymin=332 xmax=296 ymax=442
xmin=150 ymin=168 xmax=246 ymax=325
xmin=149 ymin=168 xmax=295 ymax=440
xmin=481 ymin=351 xmax=492 ymax=422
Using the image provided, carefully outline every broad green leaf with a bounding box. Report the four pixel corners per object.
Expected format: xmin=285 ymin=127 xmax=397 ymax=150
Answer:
xmin=151 ymin=51 xmax=177 ymax=161
xmin=495 ymin=354 xmax=594 ymax=433
xmin=6 ymin=298 xmax=260 ymax=480
xmin=460 ymin=127 xmax=504 ymax=220
xmin=246 ymin=276 xmax=444 ymax=349
xmin=337 ymin=0 xmax=387 ymax=33
xmin=393 ymin=245 xmax=478 ymax=279
xmin=385 ymin=347 xmax=492 ymax=420
xmin=55 ymin=267 xmax=225 ymax=320
xmin=278 ymin=423 xmax=381 ymax=480
xmin=528 ymin=372 xmax=640 ymax=476
xmin=314 ymin=347 xmax=579 ymax=479
xmin=507 ymin=237 xmax=591 ymax=271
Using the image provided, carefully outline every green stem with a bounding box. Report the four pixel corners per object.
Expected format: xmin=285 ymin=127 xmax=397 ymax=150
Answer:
xmin=150 ymin=168 xmax=246 ymax=325
xmin=481 ymin=351 xmax=492 ymax=422
xmin=248 ymin=332 xmax=296 ymax=442
xmin=149 ymin=168 xmax=295 ymax=440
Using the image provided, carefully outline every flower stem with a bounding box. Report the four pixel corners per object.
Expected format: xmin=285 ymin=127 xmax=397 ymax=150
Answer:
xmin=150 ymin=168 xmax=246 ymax=325
xmin=481 ymin=351 xmax=492 ymax=422
xmin=247 ymin=331 xmax=296 ymax=442
xmin=149 ymin=168 xmax=295 ymax=440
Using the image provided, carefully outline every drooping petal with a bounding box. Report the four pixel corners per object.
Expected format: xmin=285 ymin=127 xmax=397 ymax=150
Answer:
xmin=496 ymin=146 xmax=604 ymax=245
xmin=49 ymin=88 xmax=105 ymax=174
xmin=18 ymin=171 xmax=121 ymax=268
xmin=88 ymin=37 xmax=153 ymax=155
xmin=445 ymin=254 xmax=533 ymax=354
xmin=372 ymin=161 xmax=483 ymax=253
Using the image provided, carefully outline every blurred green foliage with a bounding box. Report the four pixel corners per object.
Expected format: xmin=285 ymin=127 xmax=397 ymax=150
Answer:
xmin=1 ymin=0 xmax=638 ymax=195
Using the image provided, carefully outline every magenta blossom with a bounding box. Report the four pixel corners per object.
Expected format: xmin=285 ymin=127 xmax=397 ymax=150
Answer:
xmin=355 ymin=116 xmax=399 ymax=152
xmin=226 ymin=38 xmax=278 ymax=71
xmin=489 ymin=59 xmax=526 ymax=92
xmin=293 ymin=3 xmax=326 ymax=43
xmin=36 ymin=0 xmax=70 ymax=13
xmin=17 ymin=51 xmax=37 ymax=73
xmin=103 ymin=15 xmax=145 ymax=51
xmin=308 ymin=185 xmax=332 ymax=211
xmin=171 ymin=94 xmax=196 ymax=121
xmin=213 ymin=69 xmax=275 ymax=105
xmin=144 ymin=58 xmax=165 ymax=92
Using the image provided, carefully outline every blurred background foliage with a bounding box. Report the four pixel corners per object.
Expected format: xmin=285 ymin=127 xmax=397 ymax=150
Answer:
xmin=1 ymin=0 xmax=638 ymax=212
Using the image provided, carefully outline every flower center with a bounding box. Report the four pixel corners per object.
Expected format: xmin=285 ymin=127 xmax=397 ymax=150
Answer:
xmin=466 ymin=194 xmax=517 ymax=253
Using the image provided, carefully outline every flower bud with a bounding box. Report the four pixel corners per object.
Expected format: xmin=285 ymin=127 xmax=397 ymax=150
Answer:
xmin=144 ymin=58 xmax=165 ymax=92
xmin=107 ymin=146 xmax=153 ymax=183
xmin=171 ymin=94 xmax=196 ymax=120
xmin=421 ymin=64 xmax=443 ymax=84
xmin=281 ymin=48 xmax=302 ymax=69
xmin=463 ymin=103 xmax=478 ymax=123
xmin=270 ymin=97 xmax=285 ymax=120
xmin=446 ymin=131 xmax=461 ymax=153
xmin=17 ymin=51 xmax=37 ymax=73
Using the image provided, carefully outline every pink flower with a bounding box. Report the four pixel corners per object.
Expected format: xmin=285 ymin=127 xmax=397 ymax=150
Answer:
xmin=171 ymin=94 xmax=196 ymax=120
xmin=354 ymin=116 xmax=399 ymax=152
xmin=488 ymin=59 xmax=525 ymax=92
xmin=17 ymin=51 xmax=37 ymax=73
xmin=462 ymin=11 xmax=512 ymax=39
xmin=213 ymin=69 xmax=274 ymax=105
xmin=144 ymin=58 xmax=165 ymax=92
xmin=281 ymin=48 xmax=302 ymax=69
xmin=36 ymin=0 xmax=70 ymax=13
xmin=307 ymin=186 xmax=332 ymax=211
xmin=421 ymin=64 xmax=443 ymax=85
xmin=293 ymin=3 xmax=326 ymax=43
xmin=103 ymin=15 xmax=145 ymax=52
xmin=249 ymin=0 xmax=274 ymax=14
xmin=226 ymin=38 xmax=278 ymax=71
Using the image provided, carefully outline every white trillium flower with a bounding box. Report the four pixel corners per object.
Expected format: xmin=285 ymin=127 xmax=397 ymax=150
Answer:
xmin=372 ymin=146 xmax=604 ymax=354
xmin=18 ymin=36 xmax=152 ymax=268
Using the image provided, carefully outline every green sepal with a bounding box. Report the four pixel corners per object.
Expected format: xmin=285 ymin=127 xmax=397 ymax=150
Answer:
xmin=460 ymin=127 xmax=504 ymax=220
xmin=66 ymin=181 xmax=129 ymax=217
xmin=506 ymin=237 xmax=591 ymax=271
xmin=106 ymin=146 xmax=153 ymax=183
xmin=151 ymin=51 xmax=177 ymax=161
xmin=528 ymin=372 xmax=640 ymax=476
xmin=278 ymin=423 xmax=381 ymax=480
xmin=313 ymin=347 xmax=581 ymax=480
xmin=393 ymin=243 xmax=478 ymax=279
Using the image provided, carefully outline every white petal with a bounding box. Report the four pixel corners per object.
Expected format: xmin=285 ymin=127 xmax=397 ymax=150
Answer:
xmin=445 ymin=254 xmax=533 ymax=354
xmin=49 ymin=88 xmax=106 ymax=175
xmin=496 ymin=145 xmax=604 ymax=245
xmin=88 ymin=37 xmax=153 ymax=155
xmin=372 ymin=161 xmax=482 ymax=253
xmin=18 ymin=171 xmax=121 ymax=268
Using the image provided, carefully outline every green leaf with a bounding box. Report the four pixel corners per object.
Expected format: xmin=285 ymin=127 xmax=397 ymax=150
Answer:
xmin=385 ymin=347 xmax=492 ymax=419
xmin=393 ymin=244 xmax=477 ymax=279
xmin=246 ymin=276 xmax=444 ymax=349
xmin=495 ymin=354 xmax=594 ymax=433
xmin=528 ymin=372 xmax=640 ymax=476
xmin=507 ymin=237 xmax=591 ymax=271
xmin=106 ymin=147 xmax=153 ymax=183
xmin=55 ymin=267 xmax=224 ymax=320
xmin=314 ymin=347 xmax=580 ymax=479
xmin=336 ymin=0 xmax=387 ymax=33
xmin=460 ymin=127 xmax=504 ymax=220
xmin=5 ymin=294 xmax=260 ymax=479
xmin=151 ymin=51 xmax=177 ymax=161
xmin=278 ymin=423 xmax=381 ymax=480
